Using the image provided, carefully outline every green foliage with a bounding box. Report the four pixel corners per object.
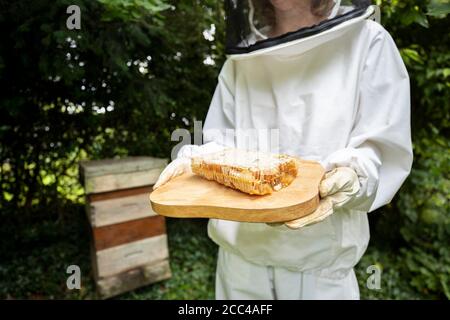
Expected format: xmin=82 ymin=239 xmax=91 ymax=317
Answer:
xmin=427 ymin=0 xmax=450 ymax=17
xmin=395 ymin=135 xmax=450 ymax=298
xmin=0 ymin=213 xmax=424 ymax=300
xmin=370 ymin=0 xmax=450 ymax=299
xmin=0 ymin=214 xmax=217 ymax=300
xmin=356 ymin=248 xmax=429 ymax=299
xmin=97 ymin=0 xmax=172 ymax=22
xmin=0 ymin=0 xmax=224 ymax=212
xmin=0 ymin=205 xmax=95 ymax=299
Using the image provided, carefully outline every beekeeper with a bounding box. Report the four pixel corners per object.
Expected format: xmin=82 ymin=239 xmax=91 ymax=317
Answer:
xmin=154 ymin=0 xmax=413 ymax=299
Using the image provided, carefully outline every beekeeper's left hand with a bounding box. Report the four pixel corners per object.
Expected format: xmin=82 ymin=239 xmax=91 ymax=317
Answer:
xmin=284 ymin=167 xmax=360 ymax=229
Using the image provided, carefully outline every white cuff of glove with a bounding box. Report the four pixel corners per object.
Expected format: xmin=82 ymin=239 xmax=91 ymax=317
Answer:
xmin=153 ymin=142 xmax=226 ymax=190
xmin=320 ymin=146 xmax=380 ymax=212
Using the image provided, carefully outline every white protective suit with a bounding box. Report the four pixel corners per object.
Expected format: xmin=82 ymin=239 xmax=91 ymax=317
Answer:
xmin=200 ymin=5 xmax=413 ymax=299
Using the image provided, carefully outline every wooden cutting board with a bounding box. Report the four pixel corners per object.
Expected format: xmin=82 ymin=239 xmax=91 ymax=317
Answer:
xmin=149 ymin=159 xmax=325 ymax=223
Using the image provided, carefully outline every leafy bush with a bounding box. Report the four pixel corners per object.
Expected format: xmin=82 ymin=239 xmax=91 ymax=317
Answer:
xmin=0 ymin=0 xmax=224 ymax=212
xmin=368 ymin=0 xmax=450 ymax=299
xmin=395 ymin=135 xmax=450 ymax=298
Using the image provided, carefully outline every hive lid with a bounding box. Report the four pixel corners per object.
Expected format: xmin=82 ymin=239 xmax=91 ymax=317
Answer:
xmin=80 ymin=156 xmax=168 ymax=178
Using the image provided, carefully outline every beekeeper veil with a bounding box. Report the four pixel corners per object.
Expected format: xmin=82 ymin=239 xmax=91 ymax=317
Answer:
xmin=225 ymin=0 xmax=373 ymax=55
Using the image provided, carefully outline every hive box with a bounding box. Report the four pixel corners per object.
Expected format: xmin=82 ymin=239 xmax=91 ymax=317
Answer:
xmin=80 ymin=157 xmax=170 ymax=298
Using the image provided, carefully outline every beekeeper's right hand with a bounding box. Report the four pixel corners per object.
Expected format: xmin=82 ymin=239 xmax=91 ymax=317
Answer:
xmin=153 ymin=142 xmax=225 ymax=190
xmin=153 ymin=157 xmax=191 ymax=190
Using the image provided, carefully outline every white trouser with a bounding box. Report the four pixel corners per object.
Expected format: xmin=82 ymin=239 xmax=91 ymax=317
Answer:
xmin=215 ymin=247 xmax=360 ymax=300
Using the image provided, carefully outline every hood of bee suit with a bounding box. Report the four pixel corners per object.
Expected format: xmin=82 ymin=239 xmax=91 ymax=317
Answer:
xmin=225 ymin=0 xmax=380 ymax=60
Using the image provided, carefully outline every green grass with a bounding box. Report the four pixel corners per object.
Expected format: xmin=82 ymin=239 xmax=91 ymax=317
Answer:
xmin=0 ymin=205 xmax=429 ymax=300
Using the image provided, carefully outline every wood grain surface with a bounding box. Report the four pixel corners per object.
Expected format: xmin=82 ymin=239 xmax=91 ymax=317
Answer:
xmin=88 ymin=185 xmax=153 ymax=202
xmin=150 ymin=159 xmax=325 ymax=223
xmin=83 ymin=167 xmax=164 ymax=194
xmin=95 ymin=259 xmax=171 ymax=299
xmin=92 ymin=215 xmax=166 ymax=251
xmin=80 ymin=156 xmax=167 ymax=177
xmin=94 ymin=235 xmax=169 ymax=278
xmin=87 ymin=191 xmax=158 ymax=227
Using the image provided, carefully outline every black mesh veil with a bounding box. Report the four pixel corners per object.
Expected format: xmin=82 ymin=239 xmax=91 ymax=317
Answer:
xmin=225 ymin=0 xmax=372 ymax=54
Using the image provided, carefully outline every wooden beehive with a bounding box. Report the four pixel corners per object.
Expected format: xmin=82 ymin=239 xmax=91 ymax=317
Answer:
xmin=79 ymin=156 xmax=171 ymax=299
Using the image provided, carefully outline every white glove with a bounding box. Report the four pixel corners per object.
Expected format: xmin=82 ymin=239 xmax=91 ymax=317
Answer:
xmin=153 ymin=157 xmax=192 ymax=190
xmin=153 ymin=142 xmax=225 ymax=190
xmin=284 ymin=167 xmax=360 ymax=229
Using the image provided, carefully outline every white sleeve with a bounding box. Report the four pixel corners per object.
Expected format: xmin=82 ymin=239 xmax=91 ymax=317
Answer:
xmin=322 ymin=24 xmax=413 ymax=212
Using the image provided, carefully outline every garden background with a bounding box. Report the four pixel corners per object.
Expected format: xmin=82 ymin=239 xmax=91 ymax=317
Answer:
xmin=0 ymin=0 xmax=449 ymax=299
